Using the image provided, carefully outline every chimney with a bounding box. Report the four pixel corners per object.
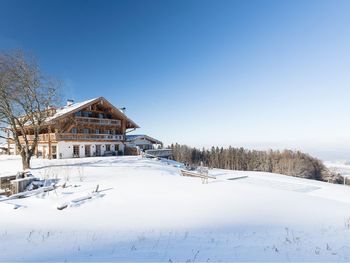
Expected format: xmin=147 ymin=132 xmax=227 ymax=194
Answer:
xmin=67 ymin=99 xmax=74 ymax=106
xmin=119 ymin=107 xmax=126 ymax=114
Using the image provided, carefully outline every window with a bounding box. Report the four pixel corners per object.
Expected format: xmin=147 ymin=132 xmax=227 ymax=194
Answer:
xmin=83 ymin=128 xmax=89 ymax=134
xmin=73 ymin=145 xmax=80 ymax=157
xmin=52 ymin=145 xmax=57 ymax=159
xmin=51 ymin=145 xmax=57 ymax=154
xmin=75 ymin=111 xmax=82 ymax=117
xmin=71 ymin=128 xmax=77 ymax=134
xmin=85 ymin=145 xmax=91 ymax=157
xmin=95 ymin=129 xmax=99 ymax=134
xmin=106 ymin=144 xmax=111 ymax=151
xmin=115 ymin=144 xmax=119 ymax=151
xmin=105 ymin=130 xmax=110 ymax=134
xmin=95 ymin=145 xmax=101 ymax=156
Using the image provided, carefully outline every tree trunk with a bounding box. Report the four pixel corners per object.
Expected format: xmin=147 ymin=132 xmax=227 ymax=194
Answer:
xmin=21 ymin=154 xmax=31 ymax=170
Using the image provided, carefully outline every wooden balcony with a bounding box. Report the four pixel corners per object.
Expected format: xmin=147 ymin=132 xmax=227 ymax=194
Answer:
xmin=18 ymin=133 xmax=124 ymax=143
xmin=18 ymin=133 xmax=57 ymax=143
xmin=57 ymin=133 xmax=124 ymax=141
xmin=75 ymin=117 xmax=121 ymax=126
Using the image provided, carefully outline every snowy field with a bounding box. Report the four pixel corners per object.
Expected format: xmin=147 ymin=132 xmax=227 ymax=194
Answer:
xmin=1 ymin=156 xmax=350 ymax=261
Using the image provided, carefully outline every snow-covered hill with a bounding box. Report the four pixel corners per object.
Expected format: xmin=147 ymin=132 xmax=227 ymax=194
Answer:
xmin=1 ymin=155 xmax=350 ymax=261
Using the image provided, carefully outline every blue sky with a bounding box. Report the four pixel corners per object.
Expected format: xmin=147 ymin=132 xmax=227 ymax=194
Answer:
xmin=1 ymin=0 xmax=350 ymax=157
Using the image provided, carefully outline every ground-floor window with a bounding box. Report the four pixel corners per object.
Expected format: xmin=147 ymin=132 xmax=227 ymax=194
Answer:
xmin=106 ymin=144 xmax=111 ymax=151
xmin=73 ymin=145 xmax=80 ymax=157
xmin=52 ymin=145 xmax=57 ymax=159
xmin=115 ymin=144 xmax=119 ymax=151
xmin=85 ymin=145 xmax=91 ymax=157
xmin=95 ymin=145 xmax=101 ymax=156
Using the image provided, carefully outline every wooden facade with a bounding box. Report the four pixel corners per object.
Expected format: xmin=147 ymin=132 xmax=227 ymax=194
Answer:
xmin=8 ymin=97 xmax=139 ymax=159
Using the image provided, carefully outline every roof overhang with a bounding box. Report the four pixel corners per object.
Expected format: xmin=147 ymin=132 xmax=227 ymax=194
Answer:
xmin=127 ymin=135 xmax=162 ymax=145
xmin=48 ymin=97 xmax=140 ymax=129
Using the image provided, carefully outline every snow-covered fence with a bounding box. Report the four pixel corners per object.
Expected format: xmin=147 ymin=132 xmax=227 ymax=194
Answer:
xmin=180 ymin=169 xmax=216 ymax=184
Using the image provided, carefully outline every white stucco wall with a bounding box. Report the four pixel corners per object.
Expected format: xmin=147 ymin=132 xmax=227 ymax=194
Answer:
xmin=57 ymin=141 xmax=125 ymax=159
xmin=8 ymin=141 xmax=125 ymax=159
xmin=126 ymin=138 xmax=161 ymax=150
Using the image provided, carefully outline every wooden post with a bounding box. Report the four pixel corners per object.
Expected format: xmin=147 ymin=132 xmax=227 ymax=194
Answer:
xmin=121 ymin=120 xmax=126 ymax=140
xmin=48 ymin=126 xmax=52 ymax=160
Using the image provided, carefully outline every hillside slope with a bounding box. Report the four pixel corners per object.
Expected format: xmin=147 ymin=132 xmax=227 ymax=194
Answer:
xmin=1 ymin=156 xmax=350 ymax=261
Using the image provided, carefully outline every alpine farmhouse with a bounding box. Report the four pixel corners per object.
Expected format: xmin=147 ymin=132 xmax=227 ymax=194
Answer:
xmin=7 ymin=97 xmax=140 ymax=159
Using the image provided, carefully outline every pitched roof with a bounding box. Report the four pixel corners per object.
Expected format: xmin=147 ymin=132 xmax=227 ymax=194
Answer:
xmin=126 ymin=134 xmax=162 ymax=144
xmin=47 ymin=98 xmax=98 ymax=121
xmin=47 ymin=97 xmax=139 ymax=128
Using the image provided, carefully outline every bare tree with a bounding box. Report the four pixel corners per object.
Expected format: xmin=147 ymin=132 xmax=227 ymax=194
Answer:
xmin=0 ymin=50 xmax=61 ymax=170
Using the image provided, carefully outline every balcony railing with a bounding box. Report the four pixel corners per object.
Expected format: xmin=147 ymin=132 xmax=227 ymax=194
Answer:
xmin=75 ymin=117 xmax=121 ymax=126
xmin=18 ymin=133 xmax=57 ymax=143
xmin=57 ymin=133 xmax=124 ymax=141
xmin=18 ymin=133 xmax=124 ymax=143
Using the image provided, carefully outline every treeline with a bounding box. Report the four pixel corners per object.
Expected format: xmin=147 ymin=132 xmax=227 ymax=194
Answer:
xmin=170 ymin=144 xmax=340 ymax=183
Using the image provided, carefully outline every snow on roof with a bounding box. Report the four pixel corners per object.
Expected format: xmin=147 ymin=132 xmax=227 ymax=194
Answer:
xmin=126 ymin=134 xmax=162 ymax=144
xmin=47 ymin=98 xmax=98 ymax=122
xmin=44 ymin=97 xmax=139 ymax=128
xmin=126 ymin=135 xmax=142 ymax=140
xmin=6 ymin=97 xmax=139 ymax=129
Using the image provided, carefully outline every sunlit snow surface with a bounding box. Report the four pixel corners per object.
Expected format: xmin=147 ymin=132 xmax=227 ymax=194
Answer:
xmin=1 ymin=155 xmax=350 ymax=262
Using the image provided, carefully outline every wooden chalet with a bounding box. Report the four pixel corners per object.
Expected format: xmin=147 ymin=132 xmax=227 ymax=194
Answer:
xmin=7 ymin=97 xmax=139 ymax=159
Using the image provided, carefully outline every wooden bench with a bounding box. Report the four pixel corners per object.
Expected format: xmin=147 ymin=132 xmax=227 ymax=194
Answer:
xmin=180 ymin=169 xmax=216 ymax=184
